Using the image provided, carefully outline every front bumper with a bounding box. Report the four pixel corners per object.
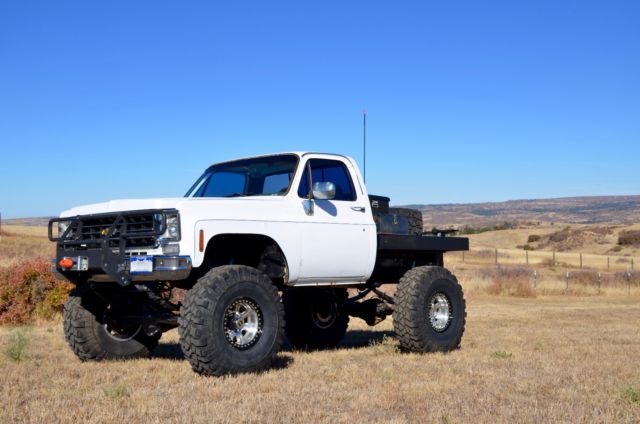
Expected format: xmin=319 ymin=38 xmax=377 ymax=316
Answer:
xmin=53 ymin=252 xmax=192 ymax=285
xmin=49 ymin=209 xmax=190 ymax=286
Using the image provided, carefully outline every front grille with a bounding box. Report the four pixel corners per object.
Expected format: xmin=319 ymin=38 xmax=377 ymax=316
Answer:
xmin=72 ymin=212 xmax=160 ymax=248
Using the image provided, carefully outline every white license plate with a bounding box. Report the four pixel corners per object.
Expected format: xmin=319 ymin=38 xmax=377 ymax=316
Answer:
xmin=130 ymin=256 xmax=153 ymax=274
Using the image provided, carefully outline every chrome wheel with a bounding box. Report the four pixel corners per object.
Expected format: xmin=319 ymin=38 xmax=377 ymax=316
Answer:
xmin=428 ymin=292 xmax=452 ymax=332
xmin=223 ymin=298 xmax=263 ymax=350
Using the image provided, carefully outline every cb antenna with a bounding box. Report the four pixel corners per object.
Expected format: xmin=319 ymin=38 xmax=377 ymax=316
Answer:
xmin=363 ymin=109 xmax=367 ymax=183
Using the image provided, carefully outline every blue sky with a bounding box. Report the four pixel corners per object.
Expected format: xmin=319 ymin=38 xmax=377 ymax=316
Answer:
xmin=1 ymin=1 xmax=638 ymax=218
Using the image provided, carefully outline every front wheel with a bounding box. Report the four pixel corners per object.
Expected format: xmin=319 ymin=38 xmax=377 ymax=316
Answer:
xmin=179 ymin=265 xmax=284 ymax=376
xmin=63 ymin=294 xmax=159 ymax=361
xmin=393 ymin=266 xmax=466 ymax=352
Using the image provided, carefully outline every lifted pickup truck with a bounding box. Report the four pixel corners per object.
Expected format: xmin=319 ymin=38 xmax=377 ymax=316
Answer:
xmin=50 ymin=152 xmax=468 ymax=375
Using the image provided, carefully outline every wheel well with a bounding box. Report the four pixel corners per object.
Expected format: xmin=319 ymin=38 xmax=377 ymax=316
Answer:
xmin=200 ymin=234 xmax=289 ymax=285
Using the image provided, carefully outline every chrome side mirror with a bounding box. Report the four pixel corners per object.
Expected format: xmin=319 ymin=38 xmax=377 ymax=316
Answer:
xmin=312 ymin=181 xmax=336 ymax=200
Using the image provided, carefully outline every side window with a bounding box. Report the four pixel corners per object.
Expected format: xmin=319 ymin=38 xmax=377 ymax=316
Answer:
xmin=262 ymin=172 xmax=292 ymax=195
xmin=298 ymin=159 xmax=356 ymax=201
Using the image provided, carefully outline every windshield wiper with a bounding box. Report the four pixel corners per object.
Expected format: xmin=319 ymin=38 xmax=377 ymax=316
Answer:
xmin=225 ymin=192 xmax=256 ymax=198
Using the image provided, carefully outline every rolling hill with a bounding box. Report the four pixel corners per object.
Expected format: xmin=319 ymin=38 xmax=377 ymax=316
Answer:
xmin=405 ymin=195 xmax=640 ymax=228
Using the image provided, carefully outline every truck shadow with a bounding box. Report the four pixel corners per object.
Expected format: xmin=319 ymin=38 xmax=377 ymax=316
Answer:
xmin=152 ymin=329 xmax=396 ymax=361
xmin=152 ymin=343 xmax=294 ymax=371
xmin=281 ymin=329 xmax=396 ymax=352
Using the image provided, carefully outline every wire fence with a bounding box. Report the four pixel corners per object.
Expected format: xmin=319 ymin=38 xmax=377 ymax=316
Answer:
xmin=446 ymin=248 xmax=640 ymax=296
xmin=449 ymin=247 xmax=637 ymax=272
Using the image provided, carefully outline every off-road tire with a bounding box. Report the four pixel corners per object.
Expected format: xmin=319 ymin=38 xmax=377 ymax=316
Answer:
xmin=282 ymin=288 xmax=349 ymax=350
xmin=393 ymin=266 xmax=465 ymax=352
xmin=389 ymin=207 xmax=423 ymax=235
xmin=63 ymin=294 xmax=159 ymax=361
xmin=179 ymin=265 xmax=284 ymax=376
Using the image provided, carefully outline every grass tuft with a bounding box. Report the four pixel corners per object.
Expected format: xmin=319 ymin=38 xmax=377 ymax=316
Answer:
xmin=103 ymin=384 xmax=129 ymax=399
xmin=492 ymin=350 xmax=513 ymax=359
xmin=4 ymin=327 xmax=31 ymax=362
xmin=622 ymin=386 xmax=640 ymax=405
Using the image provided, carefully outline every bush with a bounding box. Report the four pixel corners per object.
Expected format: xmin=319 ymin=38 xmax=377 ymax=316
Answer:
xmin=569 ymin=271 xmax=600 ymax=287
xmin=618 ymin=230 xmax=640 ymax=246
xmin=614 ymin=271 xmax=640 ymax=286
xmin=483 ymin=267 xmax=536 ymax=297
xmin=0 ymin=258 xmax=73 ymax=324
xmin=527 ymin=235 xmax=541 ymax=243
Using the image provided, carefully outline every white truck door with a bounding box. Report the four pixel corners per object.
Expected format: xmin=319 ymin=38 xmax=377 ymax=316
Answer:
xmin=294 ymin=156 xmax=375 ymax=282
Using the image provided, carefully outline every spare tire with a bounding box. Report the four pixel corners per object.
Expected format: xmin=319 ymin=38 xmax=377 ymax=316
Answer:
xmin=389 ymin=207 xmax=423 ymax=235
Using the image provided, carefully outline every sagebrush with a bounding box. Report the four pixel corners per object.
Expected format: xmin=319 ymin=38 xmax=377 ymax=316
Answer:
xmin=0 ymin=258 xmax=73 ymax=324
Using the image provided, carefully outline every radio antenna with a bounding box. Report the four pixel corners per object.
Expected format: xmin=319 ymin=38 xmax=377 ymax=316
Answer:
xmin=363 ymin=109 xmax=367 ymax=183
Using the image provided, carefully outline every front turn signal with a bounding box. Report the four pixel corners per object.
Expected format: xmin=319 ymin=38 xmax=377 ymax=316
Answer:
xmin=59 ymin=258 xmax=74 ymax=269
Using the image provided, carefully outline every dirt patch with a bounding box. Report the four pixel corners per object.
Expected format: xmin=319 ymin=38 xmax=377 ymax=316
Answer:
xmin=538 ymin=226 xmax=613 ymax=251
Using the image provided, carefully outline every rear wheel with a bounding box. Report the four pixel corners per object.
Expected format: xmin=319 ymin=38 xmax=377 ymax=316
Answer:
xmin=282 ymin=288 xmax=349 ymax=350
xmin=63 ymin=293 xmax=159 ymax=361
xmin=179 ymin=265 xmax=284 ymax=376
xmin=393 ymin=266 xmax=466 ymax=352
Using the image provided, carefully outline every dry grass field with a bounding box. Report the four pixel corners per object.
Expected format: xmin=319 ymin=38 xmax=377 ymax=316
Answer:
xmin=1 ymin=293 xmax=639 ymax=423
xmin=1 ymin=221 xmax=639 ymax=422
xmin=0 ymin=225 xmax=53 ymax=267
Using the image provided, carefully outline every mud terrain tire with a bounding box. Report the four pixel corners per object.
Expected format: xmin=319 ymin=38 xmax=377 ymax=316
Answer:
xmin=393 ymin=266 xmax=465 ymax=352
xmin=389 ymin=207 xmax=423 ymax=235
xmin=282 ymin=288 xmax=349 ymax=349
xmin=179 ymin=265 xmax=284 ymax=376
xmin=63 ymin=293 xmax=159 ymax=361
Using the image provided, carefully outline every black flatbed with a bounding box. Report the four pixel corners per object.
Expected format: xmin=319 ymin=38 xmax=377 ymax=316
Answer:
xmin=377 ymin=234 xmax=469 ymax=253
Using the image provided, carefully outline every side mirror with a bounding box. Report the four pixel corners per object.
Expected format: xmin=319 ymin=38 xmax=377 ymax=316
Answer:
xmin=312 ymin=181 xmax=336 ymax=200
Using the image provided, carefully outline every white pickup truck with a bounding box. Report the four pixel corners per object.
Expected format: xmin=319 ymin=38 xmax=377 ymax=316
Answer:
xmin=50 ymin=152 xmax=468 ymax=375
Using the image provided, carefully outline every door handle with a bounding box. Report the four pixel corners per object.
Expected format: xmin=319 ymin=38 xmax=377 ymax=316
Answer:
xmin=351 ymin=206 xmax=366 ymax=212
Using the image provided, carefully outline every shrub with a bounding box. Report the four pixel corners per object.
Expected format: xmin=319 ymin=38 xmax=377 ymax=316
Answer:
xmin=614 ymin=271 xmax=640 ymax=286
xmin=619 ymin=230 xmax=640 ymax=246
xmin=0 ymin=258 xmax=73 ymax=324
xmin=569 ymin=271 xmax=600 ymax=287
xmin=527 ymin=235 xmax=541 ymax=243
xmin=483 ymin=267 xmax=536 ymax=298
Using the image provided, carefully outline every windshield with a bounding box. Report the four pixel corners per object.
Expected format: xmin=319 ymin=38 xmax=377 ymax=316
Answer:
xmin=185 ymin=154 xmax=299 ymax=198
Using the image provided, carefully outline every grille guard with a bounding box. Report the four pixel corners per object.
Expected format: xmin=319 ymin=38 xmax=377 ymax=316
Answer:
xmin=49 ymin=209 xmax=177 ymax=286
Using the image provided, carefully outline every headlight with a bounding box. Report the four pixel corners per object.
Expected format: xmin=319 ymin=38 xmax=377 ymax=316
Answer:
xmin=161 ymin=213 xmax=181 ymax=242
xmin=58 ymin=220 xmax=72 ymax=237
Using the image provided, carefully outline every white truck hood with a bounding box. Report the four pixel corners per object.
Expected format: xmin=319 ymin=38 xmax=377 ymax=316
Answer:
xmin=60 ymin=198 xmax=187 ymax=217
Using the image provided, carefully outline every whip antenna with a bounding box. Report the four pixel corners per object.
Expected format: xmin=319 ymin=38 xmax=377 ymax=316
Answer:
xmin=363 ymin=109 xmax=367 ymax=183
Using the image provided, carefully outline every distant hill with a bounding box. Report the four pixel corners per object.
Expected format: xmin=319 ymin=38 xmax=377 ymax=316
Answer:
xmin=405 ymin=195 xmax=640 ymax=228
xmin=2 ymin=217 xmax=54 ymax=227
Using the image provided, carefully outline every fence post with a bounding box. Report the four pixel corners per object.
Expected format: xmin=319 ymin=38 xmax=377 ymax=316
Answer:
xmin=607 ymin=256 xmax=610 ymax=270
xmin=495 ymin=248 xmax=498 ymax=265
xmin=580 ymin=253 xmax=583 ymax=269
xmin=565 ymin=271 xmax=570 ymax=293
xmin=533 ymin=270 xmax=537 ymax=288
xmin=597 ymin=272 xmax=601 ymax=294
xmin=628 ymin=271 xmax=632 ymax=296
xmin=553 ymin=251 xmax=556 ymax=266
xmin=526 ymin=250 xmax=529 ymax=266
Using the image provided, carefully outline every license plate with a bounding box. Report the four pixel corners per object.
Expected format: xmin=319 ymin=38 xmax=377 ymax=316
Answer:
xmin=130 ymin=256 xmax=153 ymax=274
